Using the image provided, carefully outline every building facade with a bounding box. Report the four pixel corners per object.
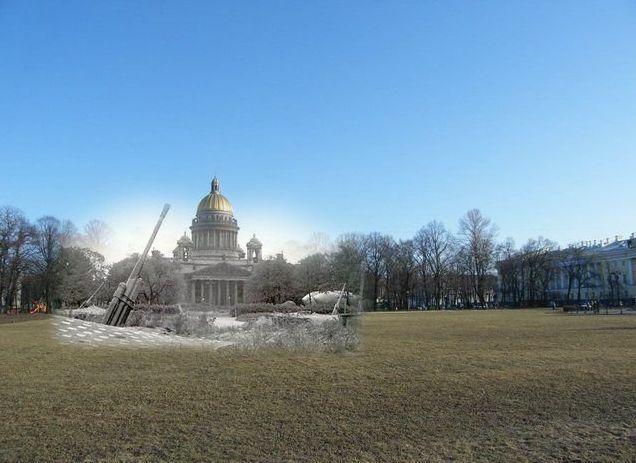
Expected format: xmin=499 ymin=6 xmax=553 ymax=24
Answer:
xmin=548 ymin=235 xmax=636 ymax=304
xmin=172 ymin=177 xmax=263 ymax=305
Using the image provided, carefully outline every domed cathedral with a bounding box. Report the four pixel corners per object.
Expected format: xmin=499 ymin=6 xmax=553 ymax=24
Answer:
xmin=173 ymin=177 xmax=263 ymax=305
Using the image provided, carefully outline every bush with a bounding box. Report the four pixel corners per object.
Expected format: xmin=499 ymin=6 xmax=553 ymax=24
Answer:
xmin=133 ymin=304 xmax=180 ymax=314
xmin=305 ymin=302 xmax=336 ymax=314
xmin=229 ymin=302 xmax=357 ymax=316
xmin=125 ymin=310 xmax=216 ymax=336
xmin=235 ymin=316 xmax=359 ymax=353
xmin=230 ymin=303 xmax=298 ymax=317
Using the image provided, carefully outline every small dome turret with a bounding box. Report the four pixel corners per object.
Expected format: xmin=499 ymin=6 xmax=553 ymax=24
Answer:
xmin=247 ymin=234 xmax=262 ymax=247
xmin=177 ymin=232 xmax=193 ymax=246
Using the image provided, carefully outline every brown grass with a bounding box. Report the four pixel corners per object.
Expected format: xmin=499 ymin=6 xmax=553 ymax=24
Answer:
xmin=0 ymin=313 xmax=49 ymax=325
xmin=0 ymin=310 xmax=634 ymax=462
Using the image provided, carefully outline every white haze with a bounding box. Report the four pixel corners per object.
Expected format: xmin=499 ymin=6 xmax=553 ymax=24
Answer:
xmin=98 ymin=200 xmax=332 ymax=264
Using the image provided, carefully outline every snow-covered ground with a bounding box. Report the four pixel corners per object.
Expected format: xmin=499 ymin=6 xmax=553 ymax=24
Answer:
xmin=61 ymin=305 xmax=107 ymax=317
xmin=53 ymin=316 xmax=232 ymax=349
xmin=273 ymin=312 xmax=339 ymax=323
xmin=213 ymin=316 xmax=246 ymax=328
xmin=54 ymin=309 xmax=353 ymax=351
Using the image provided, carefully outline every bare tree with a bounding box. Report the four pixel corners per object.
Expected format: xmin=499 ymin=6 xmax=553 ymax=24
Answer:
xmin=390 ymin=240 xmax=417 ymax=310
xmin=33 ymin=216 xmax=70 ymax=310
xmin=81 ymin=219 xmax=112 ymax=255
xmin=496 ymin=238 xmax=521 ymax=306
xmin=328 ymin=234 xmax=366 ymax=296
xmin=58 ymin=247 xmax=107 ymax=307
xmin=108 ymin=250 xmax=183 ymax=305
xmin=458 ymin=209 xmax=497 ymax=306
xmin=294 ymin=252 xmax=330 ymax=301
xmin=520 ymin=237 xmax=557 ymax=306
xmin=246 ymin=255 xmax=297 ymax=304
xmin=415 ymin=221 xmax=455 ymax=308
xmin=363 ymin=232 xmax=390 ymax=311
xmin=413 ymin=229 xmax=431 ymax=308
xmin=559 ymin=246 xmax=594 ymax=303
xmin=0 ymin=207 xmax=35 ymax=311
xmin=381 ymin=237 xmax=397 ymax=309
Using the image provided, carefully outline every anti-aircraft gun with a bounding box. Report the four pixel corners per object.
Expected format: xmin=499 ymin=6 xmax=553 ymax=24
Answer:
xmin=103 ymin=204 xmax=170 ymax=326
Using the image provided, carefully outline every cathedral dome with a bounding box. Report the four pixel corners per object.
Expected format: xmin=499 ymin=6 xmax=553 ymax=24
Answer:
xmin=197 ymin=177 xmax=233 ymax=214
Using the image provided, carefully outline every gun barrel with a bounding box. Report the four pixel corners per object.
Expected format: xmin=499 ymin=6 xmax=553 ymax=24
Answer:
xmin=103 ymin=204 xmax=170 ymax=326
xmin=126 ymin=203 xmax=170 ymax=286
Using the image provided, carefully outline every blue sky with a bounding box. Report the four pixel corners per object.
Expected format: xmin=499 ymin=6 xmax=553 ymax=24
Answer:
xmin=1 ymin=1 xmax=635 ymax=261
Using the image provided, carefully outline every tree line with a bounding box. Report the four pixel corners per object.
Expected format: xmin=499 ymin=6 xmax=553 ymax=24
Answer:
xmin=3 ymin=203 xmax=604 ymax=312
xmin=0 ymin=206 xmax=182 ymax=313
xmin=496 ymin=238 xmax=623 ymax=307
xmin=248 ymin=208 xmax=501 ymax=309
xmin=248 ymin=208 xmax=610 ymax=309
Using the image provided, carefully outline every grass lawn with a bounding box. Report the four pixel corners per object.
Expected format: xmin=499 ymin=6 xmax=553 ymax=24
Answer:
xmin=1 ymin=310 xmax=634 ymax=462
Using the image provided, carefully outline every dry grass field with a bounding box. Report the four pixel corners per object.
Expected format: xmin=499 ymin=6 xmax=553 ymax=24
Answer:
xmin=1 ymin=310 xmax=634 ymax=462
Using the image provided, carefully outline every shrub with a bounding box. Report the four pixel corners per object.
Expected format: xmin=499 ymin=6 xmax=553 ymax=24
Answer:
xmin=229 ymin=302 xmax=357 ymax=317
xmin=230 ymin=303 xmax=297 ymax=317
xmin=133 ymin=304 xmax=180 ymax=314
xmin=125 ymin=310 xmax=217 ymax=336
xmin=235 ymin=315 xmax=359 ymax=353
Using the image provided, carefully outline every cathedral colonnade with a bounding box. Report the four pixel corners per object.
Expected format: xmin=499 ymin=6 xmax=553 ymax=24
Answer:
xmin=189 ymin=279 xmax=245 ymax=305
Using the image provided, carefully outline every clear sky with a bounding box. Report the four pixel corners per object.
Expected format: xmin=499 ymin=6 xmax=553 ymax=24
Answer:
xmin=1 ymin=1 xmax=635 ymax=262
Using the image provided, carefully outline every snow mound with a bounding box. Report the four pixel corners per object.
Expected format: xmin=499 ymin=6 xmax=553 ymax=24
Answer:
xmin=213 ymin=317 xmax=246 ymax=328
xmin=71 ymin=305 xmax=106 ymax=316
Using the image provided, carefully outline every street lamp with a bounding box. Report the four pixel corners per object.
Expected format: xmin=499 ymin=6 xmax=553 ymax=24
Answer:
xmin=608 ymin=271 xmax=622 ymax=311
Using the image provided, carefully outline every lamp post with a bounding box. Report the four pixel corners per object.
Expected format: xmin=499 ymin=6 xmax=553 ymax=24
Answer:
xmin=608 ymin=271 xmax=621 ymax=311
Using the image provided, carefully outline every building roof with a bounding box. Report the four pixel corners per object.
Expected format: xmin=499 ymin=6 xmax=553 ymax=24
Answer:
xmin=190 ymin=262 xmax=251 ymax=279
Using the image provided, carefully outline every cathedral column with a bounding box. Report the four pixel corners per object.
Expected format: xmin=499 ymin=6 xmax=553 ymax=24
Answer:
xmin=233 ymin=281 xmax=238 ymax=305
xmin=190 ymin=280 xmax=195 ymax=303
xmin=225 ymin=280 xmax=230 ymax=305
xmin=208 ymin=280 xmax=213 ymax=306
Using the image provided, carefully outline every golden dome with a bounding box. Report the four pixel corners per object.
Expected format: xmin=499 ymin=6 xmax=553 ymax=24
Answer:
xmin=197 ymin=193 xmax=233 ymax=213
xmin=197 ymin=177 xmax=233 ymax=214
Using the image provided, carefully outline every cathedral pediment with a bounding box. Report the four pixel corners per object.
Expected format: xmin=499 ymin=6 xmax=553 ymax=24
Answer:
xmin=191 ymin=262 xmax=251 ymax=278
